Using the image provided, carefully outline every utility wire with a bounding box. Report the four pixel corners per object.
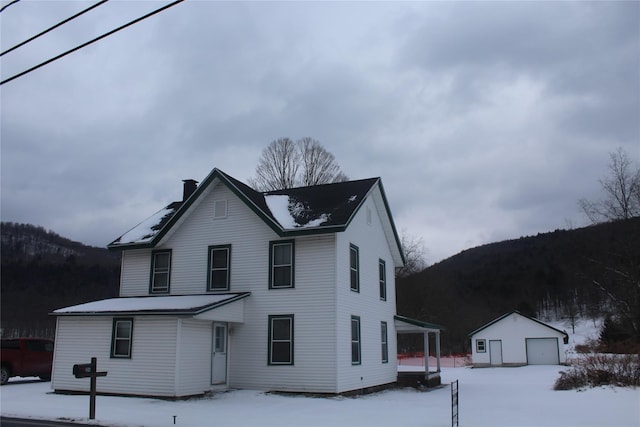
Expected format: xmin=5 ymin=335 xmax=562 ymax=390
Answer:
xmin=1 ymin=0 xmax=184 ymax=86
xmin=0 ymin=0 xmax=21 ymax=14
xmin=1 ymin=0 xmax=109 ymax=57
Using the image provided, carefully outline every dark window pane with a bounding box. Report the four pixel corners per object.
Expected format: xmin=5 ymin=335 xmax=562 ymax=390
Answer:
xmin=211 ymin=270 xmax=228 ymax=289
xmin=271 ymin=342 xmax=291 ymax=363
xmin=272 ymin=318 xmax=291 ymax=340
xmin=212 ymin=250 xmax=228 ymax=268
xmin=116 ymin=322 xmax=131 ymax=339
xmin=350 ymin=247 xmax=357 ymax=269
xmin=351 ymin=342 xmax=360 ymax=363
xmin=115 ymin=340 xmax=130 ymax=356
xmin=273 ymin=266 xmax=291 ymax=287
xmin=274 ymin=244 xmax=291 ymax=265
xmin=155 ymin=253 xmax=170 ymax=269
xmin=153 ymin=273 xmax=168 ymax=290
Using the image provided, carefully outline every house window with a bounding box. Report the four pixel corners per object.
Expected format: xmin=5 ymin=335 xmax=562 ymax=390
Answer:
xmin=350 ymin=244 xmax=359 ymax=292
xmin=214 ymin=200 xmax=228 ymax=219
xmin=476 ymin=339 xmax=486 ymax=353
xmin=381 ymin=321 xmax=389 ymax=363
xmin=268 ymin=315 xmax=294 ymax=365
xmin=150 ymin=250 xmax=171 ymax=293
xmin=379 ymin=259 xmax=386 ymax=301
xmin=111 ymin=318 xmax=133 ymax=358
xmin=351 ymin=316 xmax=361 ymax=365
xmin=269 ymin=240 xmax=294 ymax=289
xmin=208 ymin=245 xmax=231 ymax=291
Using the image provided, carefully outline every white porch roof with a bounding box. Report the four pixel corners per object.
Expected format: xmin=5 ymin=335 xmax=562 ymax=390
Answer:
xmin=51 ymin=293 xmax=250 ymax=323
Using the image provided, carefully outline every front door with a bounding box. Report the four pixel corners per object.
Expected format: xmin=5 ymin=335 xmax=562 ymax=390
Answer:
xmin=489 ymin=340 xmax=503 ymax=366
xmin=211 ymin=323 xmax=227 ymax=384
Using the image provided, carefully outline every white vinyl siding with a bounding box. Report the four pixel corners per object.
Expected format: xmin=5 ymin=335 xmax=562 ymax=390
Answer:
xmin=52 ymin=316 xmax=178 ymax=397
xmin=335 ymin=190 xmax=399 ymax=393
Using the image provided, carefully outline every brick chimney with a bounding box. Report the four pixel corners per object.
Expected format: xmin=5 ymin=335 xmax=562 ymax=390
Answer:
xmin=182 ymin=179 xmax=198 ymax=201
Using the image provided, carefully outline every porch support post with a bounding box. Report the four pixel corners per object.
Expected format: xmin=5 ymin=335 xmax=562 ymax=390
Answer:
xmin=423 ymin=331 xmax=430 ymax=377
xmin=435 ymin=330 xmax=441 ymax=373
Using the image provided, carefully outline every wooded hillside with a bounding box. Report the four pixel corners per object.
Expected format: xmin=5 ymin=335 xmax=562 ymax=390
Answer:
xmin=396 ymin=217 xmax=640 ymax=353
xmin=1 ymin=222 xmax=120 ymax=337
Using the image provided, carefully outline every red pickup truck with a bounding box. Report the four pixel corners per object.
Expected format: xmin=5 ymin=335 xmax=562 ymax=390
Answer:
xmin=1 ymin=338 xmax=54 ymax=385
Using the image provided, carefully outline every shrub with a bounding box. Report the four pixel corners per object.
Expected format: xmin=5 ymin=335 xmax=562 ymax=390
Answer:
xmin=554 ymin=353 xmax=640 ymax=390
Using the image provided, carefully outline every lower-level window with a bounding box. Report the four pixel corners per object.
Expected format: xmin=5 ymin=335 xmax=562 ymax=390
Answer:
xmin=381 ymin=321 xmax=389 ymax=363
xmin=111 ymin=318 xmax=133 ymax=358
xmin=268 ymin=314 xmax=294 ymax=365
xmin=351 ymin=316 xmax=361 ymax=365
xmin=476 ymin=339 xmax=486 ymax=353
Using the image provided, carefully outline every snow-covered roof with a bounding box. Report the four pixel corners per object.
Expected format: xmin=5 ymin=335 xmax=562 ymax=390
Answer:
xmin=468 ymin=311 xmax=569 ymax=338
xmin=107 ymin=169 xmax=404 ymax=265
xmin=52 ymin=293 xmax=250 ymax=316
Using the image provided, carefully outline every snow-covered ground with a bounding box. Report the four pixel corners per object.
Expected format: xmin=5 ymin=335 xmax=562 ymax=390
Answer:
xmin=2 ymin=317 xmax=638 ymax=427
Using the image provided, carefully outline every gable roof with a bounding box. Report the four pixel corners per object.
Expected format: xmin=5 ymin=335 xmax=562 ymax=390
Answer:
xmin=108 ymin=168 xmax=405 ymax=265
xmin=468 ymin=311 xmax=568 ymax=338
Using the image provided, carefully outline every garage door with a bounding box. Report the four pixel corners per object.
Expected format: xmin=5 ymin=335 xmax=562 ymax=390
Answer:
xmin=526 ymin=338 xmax=559 ymax=365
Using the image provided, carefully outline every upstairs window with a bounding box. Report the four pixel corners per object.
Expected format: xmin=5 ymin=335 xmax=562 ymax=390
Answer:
xmin=150 ymin=250 xmax=171 ymax=293
xmin=208 ymin=245 xmax=231 ymax=291
xmin=270 ymin=240 xmax=294 ymax=289
xmin=111 ymin=318 xmax=133 ymax=358
xmin=379 ymin=259 xmax=387 ymax=301
xmin=350 ymin=244 xmax=359 ymax=292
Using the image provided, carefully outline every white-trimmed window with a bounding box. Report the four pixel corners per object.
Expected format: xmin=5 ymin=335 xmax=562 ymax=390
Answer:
xmin=208 ymin=245 xmax=231 ymax=291
xmin=111 ymin=318 xmax=133 ymax=358
xmin=381 ymin=321 xmax=389 ymax=363
xmin=150 ymin=250 xmax=171 ymax=293
xmin=270 ymin=240 xmax=294 ymax=289
xmin=350 ymin=244 xmax=359 ymax=292
xmin=476 ymin=339 xmax=486 ymax=353
xmin=379 ymin=259 xmax=387 ymax=301
xmin=351 ymin=316 xmax=361 ymax=365
xmin=268 ymin=315 xmax=294 ymax=365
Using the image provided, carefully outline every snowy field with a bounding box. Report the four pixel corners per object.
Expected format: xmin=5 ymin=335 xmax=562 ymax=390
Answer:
xmin=2 ymin=318 xmax=638 ymax=427
xmin=1 ymin=364 xmax=638 ymax=427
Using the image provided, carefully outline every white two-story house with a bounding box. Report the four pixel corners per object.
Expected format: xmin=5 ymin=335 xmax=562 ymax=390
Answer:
xmin=51 ymin=168 xmax=435 ymax=397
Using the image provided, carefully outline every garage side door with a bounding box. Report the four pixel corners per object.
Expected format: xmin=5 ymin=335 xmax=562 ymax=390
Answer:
xmin=526 ymin=338 xmax=559 ymax=365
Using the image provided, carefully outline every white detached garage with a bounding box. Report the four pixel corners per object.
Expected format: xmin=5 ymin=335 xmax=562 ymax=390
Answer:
xmin=469 ymin=311 xmax=569 ymax=367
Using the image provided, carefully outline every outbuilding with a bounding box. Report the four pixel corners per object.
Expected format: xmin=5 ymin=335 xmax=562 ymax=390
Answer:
xmin=469 ymin=311 xmax=568 ymax=367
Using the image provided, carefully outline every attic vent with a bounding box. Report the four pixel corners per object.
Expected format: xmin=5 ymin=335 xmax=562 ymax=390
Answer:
xmin=366 ymin=207 xmax=372 ymax=225
xmin=214 ymin=200 xmax=228 ymax=219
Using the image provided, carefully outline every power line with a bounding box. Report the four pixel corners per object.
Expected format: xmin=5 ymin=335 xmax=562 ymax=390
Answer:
xmin=1 ymin=0 xmax=109 ymax=57
xmin=0 ymin=0 xmax=21 ymax=14
xmin=1 ymin=0 xmax=184 ymax=86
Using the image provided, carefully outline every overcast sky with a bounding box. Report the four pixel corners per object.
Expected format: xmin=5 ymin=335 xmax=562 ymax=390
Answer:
xmin=1 ymin=1 xmax=638 ymax=264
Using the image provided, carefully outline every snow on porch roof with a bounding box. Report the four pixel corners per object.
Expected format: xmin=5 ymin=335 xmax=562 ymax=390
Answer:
xmin=394 ymin=315 xmax=444 ymax=333
xmin=51 ymin=293 xmax=250 ymax=316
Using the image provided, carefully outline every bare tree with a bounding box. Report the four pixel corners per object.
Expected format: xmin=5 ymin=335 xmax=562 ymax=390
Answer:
xmin=249 ymin=138 xmax=300 ymax=191
xmin=579 ymin=147 xmax=640 ymax=224
xmin=299 ymin=137 xmax=346 ymax=187
xmin=250 ymin=137 xmax=347 ymax=191
xmin=396 ymin=229 xmax=428 ymax=278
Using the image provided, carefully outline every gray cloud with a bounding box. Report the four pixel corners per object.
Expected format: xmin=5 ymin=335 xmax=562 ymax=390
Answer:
xmin=1 ymin=1 xmax=638 ymax=262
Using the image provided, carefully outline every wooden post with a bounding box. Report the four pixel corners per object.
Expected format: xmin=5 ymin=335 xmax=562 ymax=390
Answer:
xmin=89 ymin=357 xmax=97 ymax=420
